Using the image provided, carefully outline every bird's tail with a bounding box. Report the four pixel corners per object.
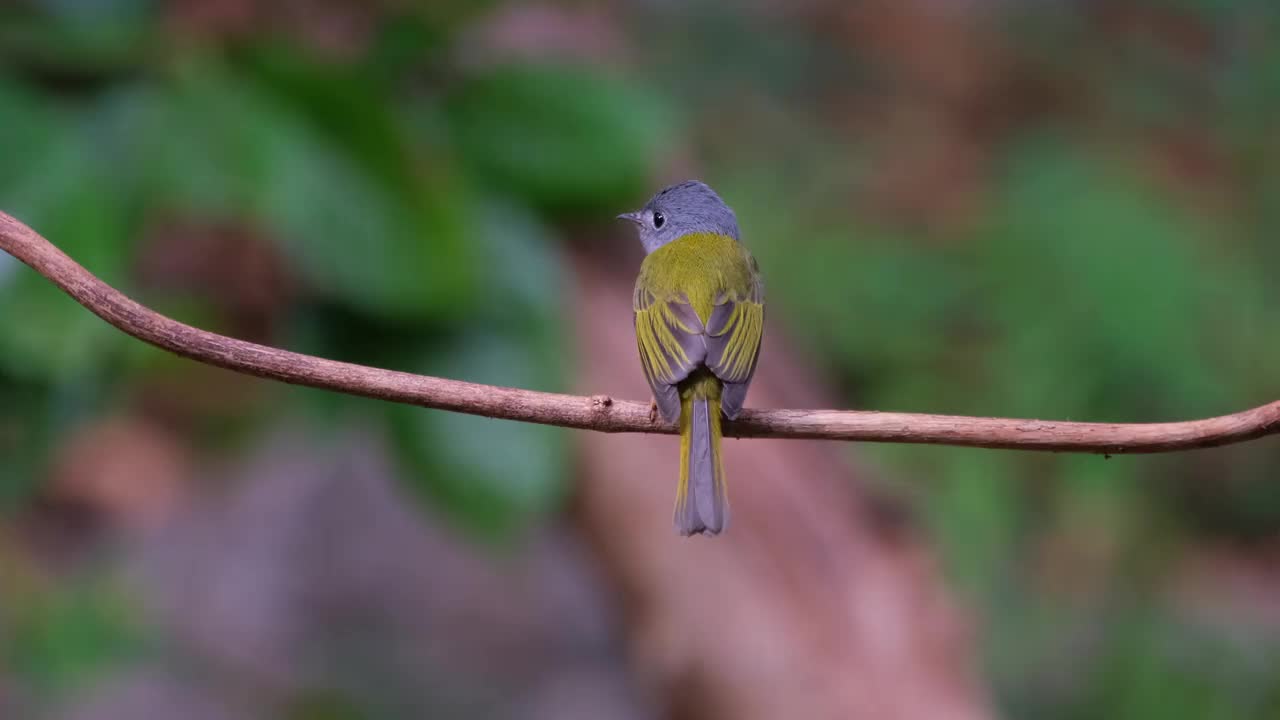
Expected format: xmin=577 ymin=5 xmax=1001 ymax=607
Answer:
xmin=675 ymin=373 xmax=729 ymax=536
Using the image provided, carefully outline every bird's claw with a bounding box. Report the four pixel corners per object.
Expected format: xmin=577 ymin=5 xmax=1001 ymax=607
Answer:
xmin=648 ymin=398 xmax=659 ymax=424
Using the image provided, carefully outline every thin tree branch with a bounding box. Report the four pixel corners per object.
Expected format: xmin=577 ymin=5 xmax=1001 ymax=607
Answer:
xmin=2 ymin=210 xmax=1278 ymax=454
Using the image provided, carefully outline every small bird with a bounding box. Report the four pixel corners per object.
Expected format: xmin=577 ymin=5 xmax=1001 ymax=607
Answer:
xmin=618 ymin=181 xmax=765 ymax=536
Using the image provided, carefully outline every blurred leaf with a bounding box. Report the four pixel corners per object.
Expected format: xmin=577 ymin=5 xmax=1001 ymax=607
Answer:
xmin=985 ymin=142 xmax=1220 ymax=421
xmin=0 ymin=83 xmax=134 ymax=508
xmin=388 ymin=331 xmax=569 ymax=539
xmin=446 ymin=63 xmax=672 ymax=212
xmin=0 ymin=1 xmax=151 ymax=78
xmin=924 ymin=452 xmax=1023 ymax=600
xmin=4 ymin=576 xmax=147 ymax=695
xmin=0 ymin=79 xmax=65 ymax=193
xmin=0 ymin=382 xmax=53 ymax=509
xmin=385 ymin=198 xmax=567 ymax=536
xmin=1084 ymin=611 xmax=1280 ymax=720
xmin=138 ymin=60 xmax=478 ymax=320
xmin=729 ymin=171 xmax=975 ymax=412
xmin=242 ymin=46 xmax=424 ymax=194
xmin=0 ymin=99 xmax=132 ymax=381
xmin=282 ymin=194 xmax=567 ymax=537
xmin=467 ymin=198 xmax=566 ymax=330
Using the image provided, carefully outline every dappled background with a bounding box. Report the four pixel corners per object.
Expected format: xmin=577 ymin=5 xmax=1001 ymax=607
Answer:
xmin=2 ymin=1 xmax=1280 ymax=719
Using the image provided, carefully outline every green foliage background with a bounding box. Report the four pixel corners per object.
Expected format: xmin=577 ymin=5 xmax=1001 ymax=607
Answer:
xmin=2 ymin=1 xmax=1279 ymax=718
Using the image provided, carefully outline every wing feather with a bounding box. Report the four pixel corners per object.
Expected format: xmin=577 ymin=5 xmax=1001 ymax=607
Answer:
xmin=634 ymin=287 xmax=707 ymax=423
xmin=705 ymin=269 xmax=764 ymax=419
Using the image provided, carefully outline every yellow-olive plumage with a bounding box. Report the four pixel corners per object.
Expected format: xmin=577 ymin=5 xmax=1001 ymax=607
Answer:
xmin=622 ymin=183 xmax=764 ymax=536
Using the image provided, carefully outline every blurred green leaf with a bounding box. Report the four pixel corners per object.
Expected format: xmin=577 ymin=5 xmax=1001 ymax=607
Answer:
xmin=0 ymin=0 xmax=151 ymax=79
xmin=446 ymin=63 xmax=672 ymax=212
xmin=385 ymin=198 xmax=567 ymax=536
xmin=0 ymin=381 xmax=53 ymax=508
xmin=0 ymin=99 xmax=132 ymax=381
xmin=138 ymin=60 xmax=478 ymax=320
xmin=924 ymin=452 xmax=1022 ymax=599
xmin=467 ymin=198 xmax=566 ymax=329
xmin=388 ymin=330 xmax=568 ymax=538
xmin=985 ymin=142 xmax=1220 ymax=421
xmin=5 ymin=576 xmax=147 ymax=695
xmin=0 ymin=79 xmax=65 ymax=193
xmin=1084 ymin=611 xmax=1279 ymax=720
xmin=729 ymin=170 xmax=976 ymax=413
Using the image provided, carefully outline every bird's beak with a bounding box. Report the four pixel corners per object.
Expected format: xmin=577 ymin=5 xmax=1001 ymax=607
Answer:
xmin=616 ymin=211 xmax=641 ymax=225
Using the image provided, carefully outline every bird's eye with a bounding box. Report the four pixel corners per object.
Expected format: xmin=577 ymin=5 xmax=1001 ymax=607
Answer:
xmin=652 ymin=211 xmax=665 ymax=229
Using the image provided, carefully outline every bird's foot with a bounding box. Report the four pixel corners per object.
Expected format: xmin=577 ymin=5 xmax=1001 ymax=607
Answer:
xmin=648 ymin=398 xmax=659 ymax=424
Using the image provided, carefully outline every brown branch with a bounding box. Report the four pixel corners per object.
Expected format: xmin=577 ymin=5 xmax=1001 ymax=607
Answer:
xmin=3 ymin=209 xmax=1279 ymax=454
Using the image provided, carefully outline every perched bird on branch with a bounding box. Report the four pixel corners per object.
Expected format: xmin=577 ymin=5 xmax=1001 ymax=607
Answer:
xmin=619 ymin=181 xmax=766 ymax=536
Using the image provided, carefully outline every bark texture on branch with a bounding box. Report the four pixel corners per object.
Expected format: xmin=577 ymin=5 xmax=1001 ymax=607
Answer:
xmin=2 ymin=209 xmax=1279 ymax=453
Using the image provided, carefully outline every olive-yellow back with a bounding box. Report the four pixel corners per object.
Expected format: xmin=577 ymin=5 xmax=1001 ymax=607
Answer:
xmin=635 ymin=232 xmax=756 ymax=324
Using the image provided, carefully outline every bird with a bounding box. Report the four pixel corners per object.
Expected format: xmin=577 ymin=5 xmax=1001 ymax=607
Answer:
xmin=618 ymin=181 xmax=765 ymax=536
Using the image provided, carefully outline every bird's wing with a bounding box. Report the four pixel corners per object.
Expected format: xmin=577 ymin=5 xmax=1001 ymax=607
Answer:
xmin=705 ymin=261 xmax=764 ymax=419
xmin=634 ymin=286 xmax=707 ymax=424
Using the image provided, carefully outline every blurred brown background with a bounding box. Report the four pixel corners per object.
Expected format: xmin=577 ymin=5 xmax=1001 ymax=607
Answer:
xmin=2 ymin=1 xmax=1279 ymax=719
